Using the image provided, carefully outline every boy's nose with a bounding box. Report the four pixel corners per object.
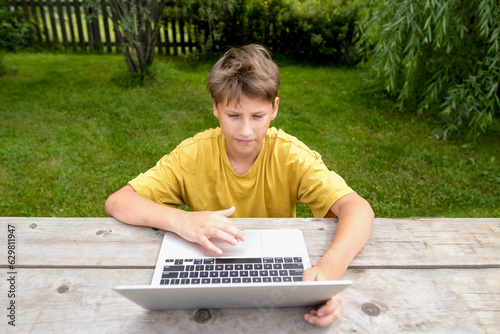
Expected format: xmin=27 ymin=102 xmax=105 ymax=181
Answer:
xmin=239 ymin=120 xmax=253 ymax=137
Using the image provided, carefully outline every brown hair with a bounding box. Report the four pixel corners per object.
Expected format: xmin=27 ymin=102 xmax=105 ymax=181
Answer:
xmin=206 ymin=44 xmax=280 ymax=107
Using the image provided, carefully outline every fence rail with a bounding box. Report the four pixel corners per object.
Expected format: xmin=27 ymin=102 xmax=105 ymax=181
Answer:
xmin=5 ymin=0 xmax=197 ymax=55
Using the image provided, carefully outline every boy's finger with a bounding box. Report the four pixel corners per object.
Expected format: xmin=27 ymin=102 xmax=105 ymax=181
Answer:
xmin=214 ymin=206 xmax=236 ymax=217
xmin=210 ymin=228 xmax=241 ymax=246
xmin=301 ymin=267 xmax=318 ymax=281
xmin=199 ymin=236 xmax=223 ymax=255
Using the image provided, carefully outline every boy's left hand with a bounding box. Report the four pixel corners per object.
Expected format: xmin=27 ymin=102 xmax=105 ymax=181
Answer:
xmin=302 ymin=265 xmax=343 ymax=327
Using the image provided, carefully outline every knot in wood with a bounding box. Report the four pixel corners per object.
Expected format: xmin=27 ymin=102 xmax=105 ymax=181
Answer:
xmin=57 ymin=285 xmax=70 ymax=294
xmin=29 ymin=223 xmax=38 ymax=229
xmin=95 ymin=229 xmax=112 ymax=236
xmin=193 ymin=309 xmax=212 ymax=324
xmin=362 ymin=302 xmax=380 ymax=317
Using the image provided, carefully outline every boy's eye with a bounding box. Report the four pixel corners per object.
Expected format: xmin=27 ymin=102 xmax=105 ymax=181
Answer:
xmin=228 ymin=114 xmax=239 ymax=118
xmin=253 ymin=115 xmax=264 ymax=118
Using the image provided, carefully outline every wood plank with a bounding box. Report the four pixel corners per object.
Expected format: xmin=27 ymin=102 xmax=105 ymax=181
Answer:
xmin=73 ymin=0 xmax=85 ymax=50
xmin=65 ymin=0 xmax=76 ymax=51
xmin=3 ymin=268 xmax=497 ymax=333
xmin=1 ymin=218 xmax=498 ymax=267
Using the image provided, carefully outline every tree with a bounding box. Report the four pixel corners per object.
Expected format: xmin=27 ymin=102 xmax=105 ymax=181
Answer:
xmin=359 ymin=0 xmax=500 ymax=138
xmin=88 ymin=0 xmax=167 ymax=81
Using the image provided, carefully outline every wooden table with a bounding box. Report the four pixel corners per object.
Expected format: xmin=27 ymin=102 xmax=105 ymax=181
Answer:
xmin=1 ymin=217 xmax=499 ymax=333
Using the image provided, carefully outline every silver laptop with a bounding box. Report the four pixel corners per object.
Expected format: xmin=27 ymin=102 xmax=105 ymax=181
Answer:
xmin=113 ymin=229 xmax=352 ymax=310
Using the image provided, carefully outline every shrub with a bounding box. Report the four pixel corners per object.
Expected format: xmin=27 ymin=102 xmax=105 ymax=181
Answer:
xmin=167 ymin=0 xmax=362 ymax=64
xmin=358 ymin=0 xmax=500 ymax=137
xmin=88 ymin=0 xmax=167 ymax=82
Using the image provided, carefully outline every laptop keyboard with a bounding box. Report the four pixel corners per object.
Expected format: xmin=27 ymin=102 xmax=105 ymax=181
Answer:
xmin=160 ymin=257 xmax=305 ymax=285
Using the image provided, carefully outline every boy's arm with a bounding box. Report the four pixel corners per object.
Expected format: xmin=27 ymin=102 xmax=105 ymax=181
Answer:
xmin=302 ymin=192 xmax=374 ymax=326
xmin=105 ymin=185 xmax=245 ymax=254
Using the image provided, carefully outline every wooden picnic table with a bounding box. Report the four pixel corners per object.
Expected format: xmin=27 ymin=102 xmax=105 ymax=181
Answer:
xmin=1 ymin=217 xmax=499 ymax=333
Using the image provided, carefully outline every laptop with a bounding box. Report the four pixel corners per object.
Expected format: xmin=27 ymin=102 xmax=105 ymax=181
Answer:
xmin=113 ymin=229 xmax=352 ymax=310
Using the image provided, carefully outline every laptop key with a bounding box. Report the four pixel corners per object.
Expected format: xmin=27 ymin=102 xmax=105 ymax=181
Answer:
xmin=252 ymin=277 xmax=262 ymax=283
xmin=289 ymin=269 xmax=304 ymax=276
xmin=279 ymin=270 xmax=288 ymax=276
xmin=189 ymin=272 xmax=199 ymax=278
xmin=161 ymin=279 xmax=169 ymax=285
xmin=263 ymin=277 xmax=272 ymax=283
xmin=293 ymin=277 xmax=302 ymax=282
xmin=250 ymin=271 xmax=259 ymax=277
xmin=164 ymin=265 xmax=185 ymax=271
xmin=232 ymin=278 xmax=242 ymax=283
xmin=284 ymin=257 xmax=293 ymax=263
xmin=243 ymin=277 xmax=252 ymax=283
xmin=200 ymin=272 xmax=209 ymax=277
xmin=283 ymin=263 xmax=304 ymax=269
xmin=170 ymin=279 xmax=180 ymax=285
xmin=273 ymin=277 xmax=282 ymax=282
xmin=240 ymin=271 xmax=249 ymax=277
xmin=216 ymin=258 xmax=262 ymax=264
xmin=293 ymin=257 xmax=302 ymax=263
xmin=263 ymin=257 xmax=274 ymax=263
xmin=191 ymin=279 xmax=201 ymax=284
xmin=283 ymin=277 xmax=292 ymax=282
xmin=212 ymin=278 xmax=221 ymax=284
xmin=220 ymin=271 xmax=229 ymax=277
xmin=210 ymin=271 xmax=219 ymax=277
xmin=222 ymin=278 xmax=231 ymax=283
xmin=162 ymin=272 xmax=179 ymax=279
xmin=179 ymin=272 xmax=189 ymax=278
xmin=269 ymin=270 xmax=278 ymax=276
xmin=230 ymin=271 xmax=238 ymax=277
xmin=181 ymin=279 xmax=190 ymax=284
xmin=202 ymin=278 xmax=211 ymax=284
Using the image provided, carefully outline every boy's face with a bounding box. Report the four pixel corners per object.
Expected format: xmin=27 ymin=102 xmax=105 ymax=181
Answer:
xmin=214 ymin=94 xmax=279 ymax=164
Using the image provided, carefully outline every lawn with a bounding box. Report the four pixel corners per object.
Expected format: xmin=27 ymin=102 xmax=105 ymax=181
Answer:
xmin=0 ymin=53 xmax=499 ymax=218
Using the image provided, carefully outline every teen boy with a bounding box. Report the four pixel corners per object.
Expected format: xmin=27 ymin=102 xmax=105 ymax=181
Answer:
xmin=105 ymin=44 xmax=374 ymax=327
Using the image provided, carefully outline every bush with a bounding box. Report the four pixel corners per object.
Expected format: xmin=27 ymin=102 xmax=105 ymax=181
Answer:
xmin=0 ymin=0 xmax=28 ymax=53
xmin=358 ymin=0 xmax=500 ymax=138
xmin=166 ymin=0 xmax=362 ymax=64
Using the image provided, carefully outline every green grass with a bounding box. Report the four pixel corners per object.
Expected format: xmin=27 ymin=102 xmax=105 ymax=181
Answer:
xmin=0 ymin=53 xmax=499 ymax=218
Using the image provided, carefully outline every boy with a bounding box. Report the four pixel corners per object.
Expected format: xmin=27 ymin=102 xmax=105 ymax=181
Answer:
xmin=105 ymin=44 xmax=374 ymax=327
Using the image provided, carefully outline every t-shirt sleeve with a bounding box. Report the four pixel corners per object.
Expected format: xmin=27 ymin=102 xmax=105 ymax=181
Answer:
xmin=128 ymin=149 xmax=185 ymax=208
xmin=297 ymin=154 xmax=355 ymax=218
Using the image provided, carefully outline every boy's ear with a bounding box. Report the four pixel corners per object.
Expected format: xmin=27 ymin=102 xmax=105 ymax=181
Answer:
xmin=213 ymin=100 xmax=219 ymax=119
xmin=271 ymin=97 xmax=279 ymax=121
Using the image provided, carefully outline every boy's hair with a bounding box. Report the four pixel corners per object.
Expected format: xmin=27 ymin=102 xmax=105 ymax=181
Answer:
xmin=207 ymin=44 xmax=280 ymax=107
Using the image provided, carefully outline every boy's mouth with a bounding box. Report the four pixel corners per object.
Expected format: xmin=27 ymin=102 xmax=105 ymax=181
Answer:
xmin=236 ymin=139 xmax=253 ymax=145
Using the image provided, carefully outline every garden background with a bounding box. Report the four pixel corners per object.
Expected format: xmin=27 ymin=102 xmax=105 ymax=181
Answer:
xmin=1 ymin=0 xmax=499 ymax=218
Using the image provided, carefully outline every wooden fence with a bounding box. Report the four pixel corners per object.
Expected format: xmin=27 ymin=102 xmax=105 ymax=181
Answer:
xmin=5 ymin=0 xmax=197 ymax=55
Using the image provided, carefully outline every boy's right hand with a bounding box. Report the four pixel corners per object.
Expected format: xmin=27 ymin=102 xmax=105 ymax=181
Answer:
xmin=174 ymin=206 xmax=245 ymax=255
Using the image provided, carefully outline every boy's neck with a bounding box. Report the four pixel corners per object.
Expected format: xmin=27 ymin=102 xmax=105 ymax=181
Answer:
xmin=225 ymin=142 xmax=262 ymax=176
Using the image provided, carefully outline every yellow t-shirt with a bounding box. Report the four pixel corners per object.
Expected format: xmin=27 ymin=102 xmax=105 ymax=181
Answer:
xmin=129 ymin=127 xmax=354 ymax=218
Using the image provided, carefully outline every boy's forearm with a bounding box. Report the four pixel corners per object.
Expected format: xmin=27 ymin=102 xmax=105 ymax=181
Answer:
xmin=105 ymin=184 xmax=181 ymax=231
xmin=318 ymin=194 xmax=374 ymax=279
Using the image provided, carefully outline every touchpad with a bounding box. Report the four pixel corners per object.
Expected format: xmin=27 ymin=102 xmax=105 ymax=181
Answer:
xmin=204 ymin=230 xmax=263 ymax=257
